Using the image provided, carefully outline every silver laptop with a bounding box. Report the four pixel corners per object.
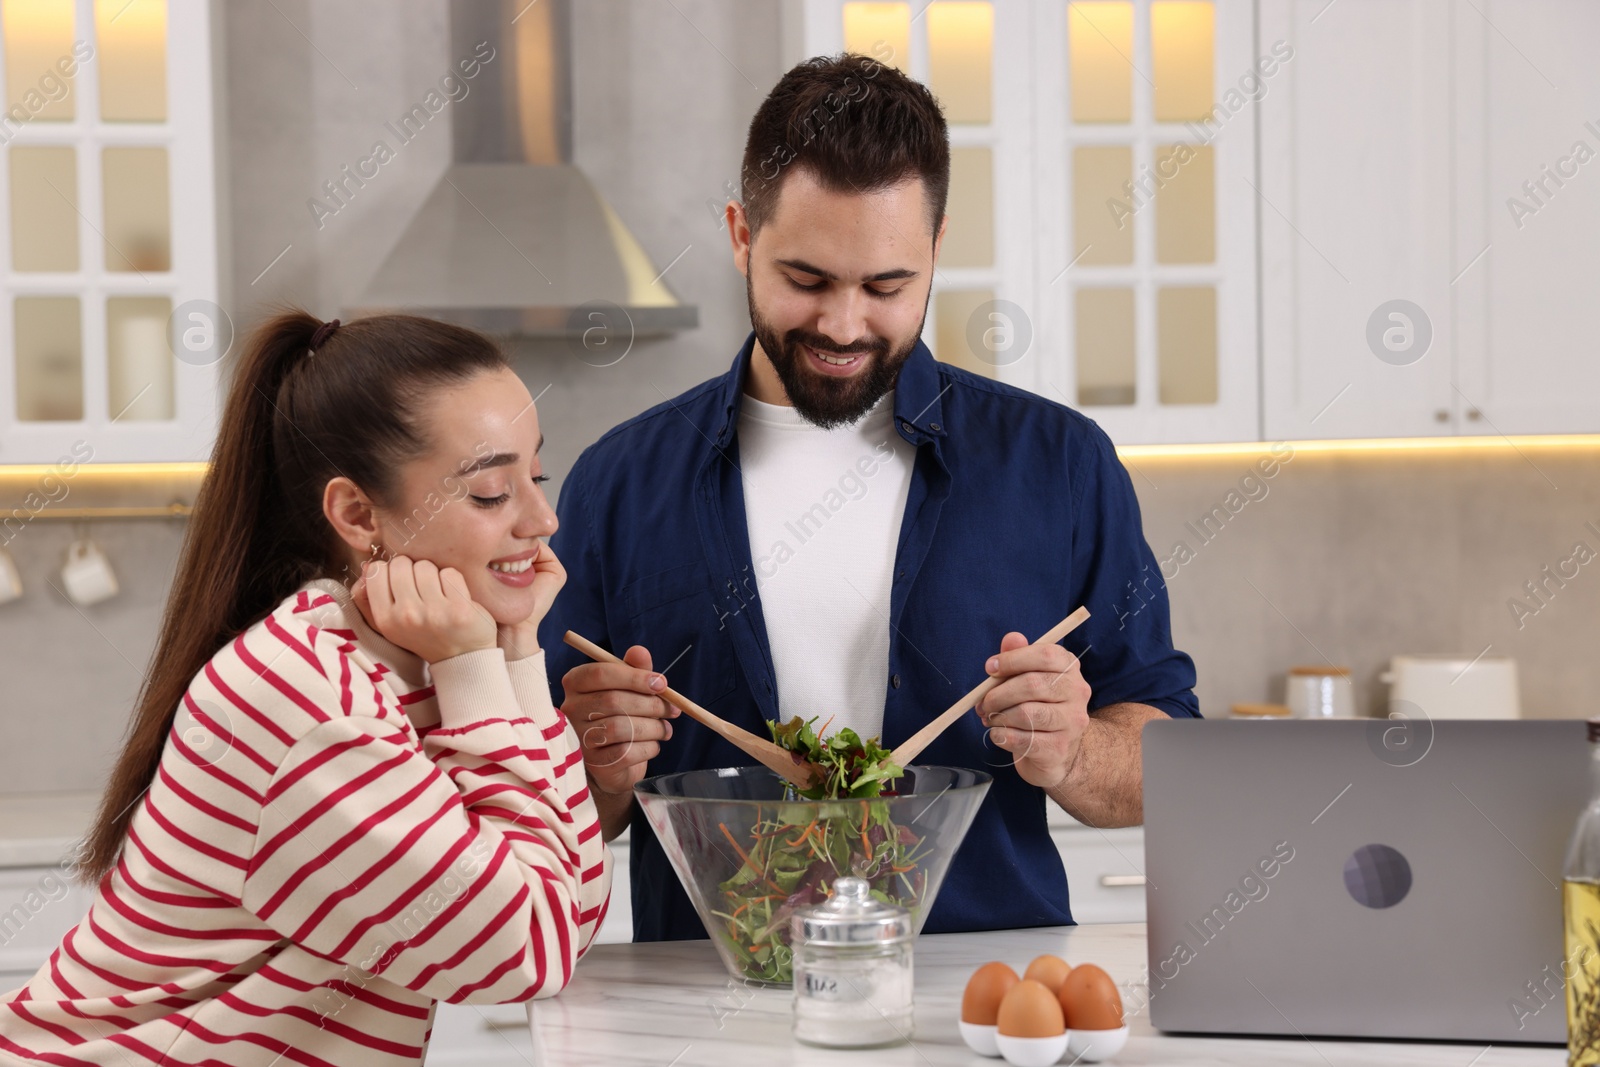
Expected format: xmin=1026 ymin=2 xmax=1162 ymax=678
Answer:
xmin=1142 ymin=718 xmax=1588 ymax=1044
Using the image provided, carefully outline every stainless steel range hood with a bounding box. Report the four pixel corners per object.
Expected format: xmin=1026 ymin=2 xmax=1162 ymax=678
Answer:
xmin=349 ymin=0 xmax=697 ymax=336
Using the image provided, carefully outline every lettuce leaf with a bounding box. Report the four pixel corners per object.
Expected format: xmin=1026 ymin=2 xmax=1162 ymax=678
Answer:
xmin=767 ymin=715 xmax=905 ymax=800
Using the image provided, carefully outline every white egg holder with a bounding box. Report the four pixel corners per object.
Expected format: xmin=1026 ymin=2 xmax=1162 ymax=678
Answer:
xmin=960 ymin=1021 xmax=1130 ymax=1064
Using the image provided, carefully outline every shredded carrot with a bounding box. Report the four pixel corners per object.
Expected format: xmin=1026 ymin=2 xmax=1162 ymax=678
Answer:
xmin=732 ymin=893 xmax=781 ymax=919
xmin=786 ymin=819 xmax=818 ymax=847
xmin=721 ymin=822 xmax=784 ymax=893
xmin=719 ymin=822 xmax=756 ymax=869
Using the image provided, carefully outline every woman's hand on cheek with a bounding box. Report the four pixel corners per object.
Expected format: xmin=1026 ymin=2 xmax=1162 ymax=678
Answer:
xmin=497 ymin=541 xmax=566 ymax=661
xmin=354 ymin=555 xmax=499 ymax=664
xmin=529 ymin=541 xmax=566 ymax=624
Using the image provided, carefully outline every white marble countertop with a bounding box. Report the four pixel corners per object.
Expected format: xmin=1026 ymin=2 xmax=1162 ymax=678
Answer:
xmin=526 ymin=923 xmax=1562 ymax=1066
xmin=0 ymin=792 xmax=98 ymax=868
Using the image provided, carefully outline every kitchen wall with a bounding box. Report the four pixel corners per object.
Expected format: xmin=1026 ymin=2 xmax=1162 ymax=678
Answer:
xmin=2 ymin=1 xmax=1597 ymax=795
xmin=223 ymin=0 xmax=785 ymax=491
xmin=1130 ymin=445 xmax=1600 ymax=720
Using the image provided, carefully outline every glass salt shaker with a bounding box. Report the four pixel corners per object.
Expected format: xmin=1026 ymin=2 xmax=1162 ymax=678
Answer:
xmin=790 ymin=876 xmax=914 ymax=1048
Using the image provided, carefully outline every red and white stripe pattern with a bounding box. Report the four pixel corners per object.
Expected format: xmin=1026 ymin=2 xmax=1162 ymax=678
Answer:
xmin=0 ymin=578 xmax=610 ymax=1066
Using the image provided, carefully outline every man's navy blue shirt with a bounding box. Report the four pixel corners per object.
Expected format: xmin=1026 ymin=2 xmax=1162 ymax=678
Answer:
xmin=539 ymin=333 xmax=1199 ymax=941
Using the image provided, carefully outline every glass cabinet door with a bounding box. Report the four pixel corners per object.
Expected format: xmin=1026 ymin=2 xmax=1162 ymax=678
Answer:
xmin=1068 ymin=1 xmax=1228 ymax=435
xmin=807 ymin=0 xmax=1258 ymax=443
xmin=833 ymin=1 xmax=1035 ymax=383
xmin=1 ymin=0 xmax=219 ymax=462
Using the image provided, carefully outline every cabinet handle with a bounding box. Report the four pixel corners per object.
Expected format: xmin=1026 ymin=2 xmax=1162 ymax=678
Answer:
xmin=1434 ymin=409 xmax=1450 ymax=423
xmin=1467 ymin=409 xmax=1483 ymax=421
xmin=1099 ymin=874 xmax=1146 ymax=888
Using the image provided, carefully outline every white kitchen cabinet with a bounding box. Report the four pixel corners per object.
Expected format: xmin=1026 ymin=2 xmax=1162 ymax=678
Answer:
xmin=0 ymin=863 xmax=95 ymax=983
xmin=1258 ymin=0 xmax=1458 ymax=441
xmin=1055 ymin=826 xmax=1148 ymax=924
xmin=1049 ymin=808 xmax=1147 ymax=924
xmin=594 ymin=830 xmax=632 ymax=945
xmin=0 ymin=0 xmax=224 ymax=464
xmin=1452 ymin=0 xmax=1600 ymax=436
xmin=1260 ymin=0 xmax=1600 ymax=441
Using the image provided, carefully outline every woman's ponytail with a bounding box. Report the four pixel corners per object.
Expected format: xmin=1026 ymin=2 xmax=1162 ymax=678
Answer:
xmin=76 ymin=308 xmax=507 ymax=885
xmin=76 ymin=310 xmax=321 ymax=884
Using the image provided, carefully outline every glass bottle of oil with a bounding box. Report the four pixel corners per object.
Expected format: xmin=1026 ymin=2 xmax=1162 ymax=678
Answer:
xmin=1563 ymin=720 xmax=1600 ymax=1066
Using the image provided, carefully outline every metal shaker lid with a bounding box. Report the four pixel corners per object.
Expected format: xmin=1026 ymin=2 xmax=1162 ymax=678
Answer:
xmin=792 ymin=876 xmax=913 ymax=944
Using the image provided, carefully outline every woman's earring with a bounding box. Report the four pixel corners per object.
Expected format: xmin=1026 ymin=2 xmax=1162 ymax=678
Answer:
xmin=368 ymin=542 xmax=389 ymax=563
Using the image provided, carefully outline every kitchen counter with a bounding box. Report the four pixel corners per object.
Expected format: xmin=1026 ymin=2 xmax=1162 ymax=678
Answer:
xmin=0 ymin=792 xmax=98 ymax=868
xmin=525 ymin=923 xmax=1562 ymax=1066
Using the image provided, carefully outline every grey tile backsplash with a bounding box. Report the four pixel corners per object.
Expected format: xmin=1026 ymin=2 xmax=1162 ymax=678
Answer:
xmin=2 ymin=520 xmax=180 ymax=794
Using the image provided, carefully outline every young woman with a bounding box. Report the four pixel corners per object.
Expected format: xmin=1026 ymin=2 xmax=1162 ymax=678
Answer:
xmin=0 ymin=311 xmax=609 ymax=1066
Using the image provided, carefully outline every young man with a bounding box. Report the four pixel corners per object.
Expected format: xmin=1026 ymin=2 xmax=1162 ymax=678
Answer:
xmin=539 ymin=55 xmax=1198 ymax=941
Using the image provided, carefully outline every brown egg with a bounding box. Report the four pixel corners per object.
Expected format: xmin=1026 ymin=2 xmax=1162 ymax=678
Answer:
xmin=1022 ymin=953 xmax=1072 ymax=992
xmin=1059 ymin=963 xmax=1123 ymax=1031
xmin=997 ymin=979 xmax=1067 ymax=1038
xmin=961 ymin=961 xmax=1021 ymax=1025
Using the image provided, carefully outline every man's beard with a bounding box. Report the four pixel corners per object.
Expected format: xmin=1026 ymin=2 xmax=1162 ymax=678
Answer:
xmin=747 ymin=280 xmax=924 ymax=429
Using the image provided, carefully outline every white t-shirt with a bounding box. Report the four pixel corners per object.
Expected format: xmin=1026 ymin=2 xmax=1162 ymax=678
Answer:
xmin=737 ymin=391 xmax=916 ymax=741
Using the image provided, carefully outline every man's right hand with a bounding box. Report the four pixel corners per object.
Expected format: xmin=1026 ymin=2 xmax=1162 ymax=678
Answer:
xmin=563 ymin=645 xmax=680 ymax=813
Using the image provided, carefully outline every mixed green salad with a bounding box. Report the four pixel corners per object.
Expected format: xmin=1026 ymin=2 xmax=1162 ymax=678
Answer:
xmin=711 ymin=716 xmax=928 ymax=984
xmin=769 ymin=714 xmax=904 ymax=800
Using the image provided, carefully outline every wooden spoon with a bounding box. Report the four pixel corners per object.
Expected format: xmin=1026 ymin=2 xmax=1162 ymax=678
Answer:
xmin=889 ymin=606 xmax=1091 ymax=767
xmin=563 ymin=631 xmax=823 ymax=791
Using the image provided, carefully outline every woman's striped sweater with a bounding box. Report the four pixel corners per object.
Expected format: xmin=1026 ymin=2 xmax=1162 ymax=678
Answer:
xmin=0 ymin=577 xmax=610 ymax=1066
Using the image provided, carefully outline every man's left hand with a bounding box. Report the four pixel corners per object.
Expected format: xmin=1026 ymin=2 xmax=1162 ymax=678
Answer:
xmin=977 ymin=632 xmax=1093 ymax=790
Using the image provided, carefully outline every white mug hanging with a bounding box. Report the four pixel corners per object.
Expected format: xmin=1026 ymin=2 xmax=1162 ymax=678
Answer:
xmin=0 ymin=546 xmax=21 ymax=604
xmin=61 ymin=538 xmax=118 ymax=606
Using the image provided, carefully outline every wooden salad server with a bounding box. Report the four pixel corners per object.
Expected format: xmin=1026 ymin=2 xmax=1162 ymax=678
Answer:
xmin=563 ymin=631 xmax=823 ymax=791
xmin=889 ymin=606 xmax=1092 ymax=767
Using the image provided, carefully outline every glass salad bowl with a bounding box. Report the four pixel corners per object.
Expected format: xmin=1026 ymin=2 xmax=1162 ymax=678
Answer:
xmin=634 ymin=764 xmax=992 ymax=986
